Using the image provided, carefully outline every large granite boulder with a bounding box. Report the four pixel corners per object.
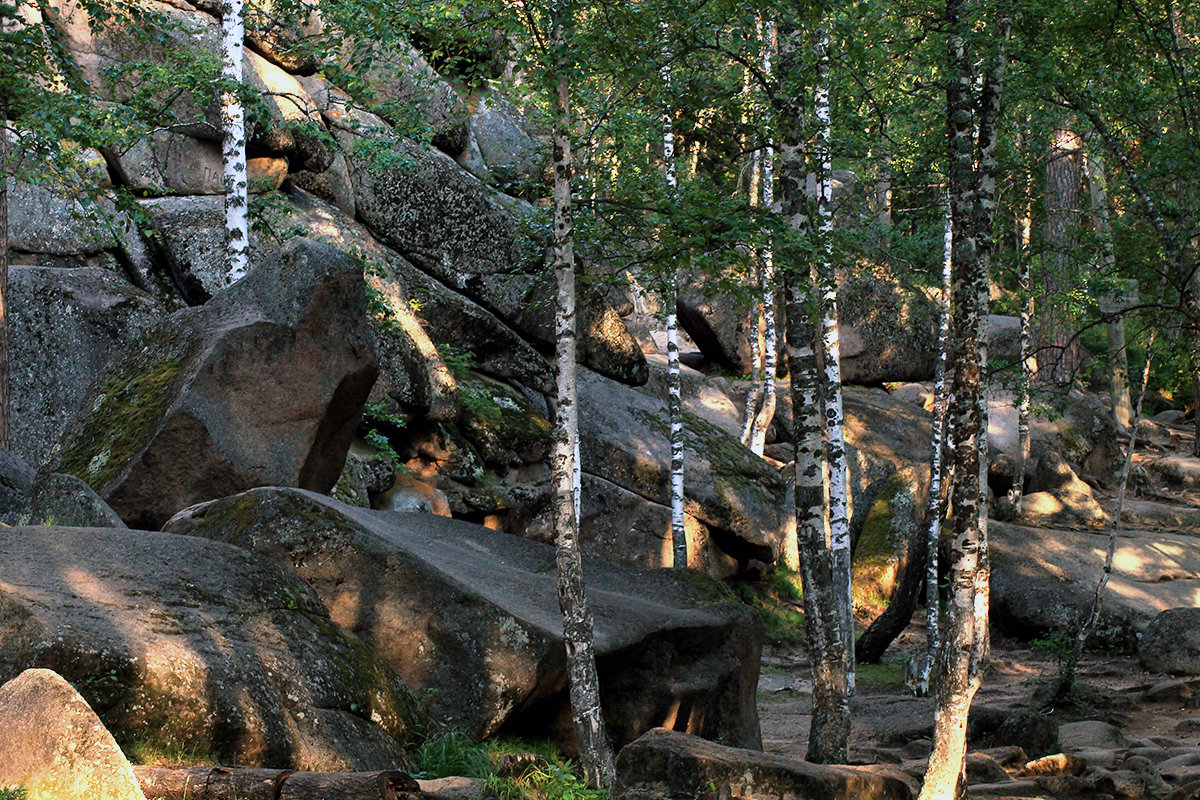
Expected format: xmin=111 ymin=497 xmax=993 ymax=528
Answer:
xmin=614 ymin=728 xmax=914 ymax=800
xmin=0 ymin=526 xmax=426 ymax=768
xmin=578 ymin=367 xmax=787 ymax=567
xmin=1141 ymin=609 xmax=1200 ymax=675
xmin=991 ymin=522 xmax=1200 ymax=649
xmin=988 ymin=389 xmax=1123 ymax=484
xmin=163 ymin=487 xmax=763 ymax=754
xmin=46 ymin=238 xmax=378 ymax=528
xmin=0 ymin=447 xmax=36 ymax=519
xmin=2 ymin=472 xmax=127 ymax=528
xmin=0 ymin=669 xmax=146 ymax=800
xmin=465 ymin=91 xmax=544 ymax=190
xmin=8 ymin=266 xmax=164 ymax=467
xmin=838 ymin=271 xmax=938 ymax=385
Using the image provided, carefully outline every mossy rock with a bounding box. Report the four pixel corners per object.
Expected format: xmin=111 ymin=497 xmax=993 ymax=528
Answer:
xmin=455 ymin=371 xmax=552 ymax=469
xmin=852 ymin=468 xmax=921 ymax=618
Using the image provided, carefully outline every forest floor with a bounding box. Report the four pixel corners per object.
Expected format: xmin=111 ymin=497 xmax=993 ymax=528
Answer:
xmin=758 ymin=627 xmax=1200 ymax=796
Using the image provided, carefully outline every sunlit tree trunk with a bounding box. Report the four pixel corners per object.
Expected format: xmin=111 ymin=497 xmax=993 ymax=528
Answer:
xmin=778 ymin=16 xmax=849 ymax=763
xmin=0 ymin=112 xmax=8 ymax=451
xmin=661 ymin=23 xmax=686 ymax=569
xmin=1013 ymin=159 xmax=1033 ymax=513
xmin=221 ymin=0 xmax=249 ymax=284
xmin=813 ymin=22 xmax=855 ymax=698
xmin=919 ymin=0 xmax=1006 ymax=794
xmin=548 ymin=9 xmax=615 ymax=788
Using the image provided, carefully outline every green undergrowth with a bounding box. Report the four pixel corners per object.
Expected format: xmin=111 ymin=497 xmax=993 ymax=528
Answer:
xmin=415 ymin=732 xmax=607 ymax=800
xmin=731 ymin=567 xmax=806 ymax=645
xmin=855 ymin=661 xmax=906 ymax=690
xmin=0 ymin=787 xmax=28 ymax=800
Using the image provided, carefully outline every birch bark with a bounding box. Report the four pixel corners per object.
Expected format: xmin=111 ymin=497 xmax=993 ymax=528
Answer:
xmin=548 ymin=10 xmax=615 ymax=787
xmin=778 ymin=17 xmax=849 ymax=762
xmin=813 ymin=22 xmax=855 ymax=696
xmin=749 ymin=18 xmax=778 ymax=458
xmin=221 ymin=0 xmax=249 ymax=284
xmin=661 ymin=24 xmax=686 ymax=569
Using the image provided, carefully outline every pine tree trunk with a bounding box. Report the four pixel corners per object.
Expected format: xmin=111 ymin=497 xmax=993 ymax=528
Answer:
xmin=661 ymin=27 xmax=686 ymax=569
xmin=548 ymin=16 xmax=615 ymax=788
xmin=920 ymin=0 xmax=1006 ymax=793
xmin=778 ymin=17 xmax=849 ymax=763
xmin=1039 ymin=126 xmax=1084 ymax=385
xmin=221 ymin=0 xmax=249 ymax=284
xmin=1083 ymin=150 xmax=1133 ymax=429
xmin=813 ymin=23 xmax=855 ymax=697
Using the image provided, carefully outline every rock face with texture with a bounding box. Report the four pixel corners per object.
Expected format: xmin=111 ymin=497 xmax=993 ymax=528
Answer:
xmin=578 ymin=367 xmax=787 ymax=566
xmin=47 ymin=238 xmax=377 ymax=528
xmin=0 ymin=669 xmax=146 ymax=800
xmin=614 ymin=728 xmax=914 ymax=800
xmin=991 ymin=522 xmax=1200 ymax=648
xmin=9 ymin=266 xmax=164 ymax=468
xmin=1141 ymin=609 xmax=1200 ymax=675
xmin=0 ymin=526 xmax=425 ymax=769
xmin=163 ymin=487 xmax=763 ymax=754
xmin=0 ymin=447 xmax=35 ymax=518
xmin=2 ymin=472 xmax=127 ymax=528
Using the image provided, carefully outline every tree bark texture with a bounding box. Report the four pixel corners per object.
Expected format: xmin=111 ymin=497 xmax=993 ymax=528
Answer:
xmin=778 ymin=17 xmax=850 ymax=763
xmin=221 ymin=0 xmax=249 ymax=284
xmin=919 ymin=0 xmax=1006 ymax=794
xmin=134 ymin=767 xmax=419 ymax=800
xmin=661 ymin=25 xmax=686 ymax=569
xmin=0 ymin=117 xmax=9 ymax=451
xmin=813 ymin=23 xmax=855 ymax=698
xmin=749 ymin=17 xmax=778 ymax=458
xmin=1039 ymin=126 xmax=1084 ymax=385
xmin=549 ymin=19 xmax=616 ymax=788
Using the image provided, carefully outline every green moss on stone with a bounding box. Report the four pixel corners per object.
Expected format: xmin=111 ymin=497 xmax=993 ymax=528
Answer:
xmin=53 ymin=332 xmax=191 ymax=491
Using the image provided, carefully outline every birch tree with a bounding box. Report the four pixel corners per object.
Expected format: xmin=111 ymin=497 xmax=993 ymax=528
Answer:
xmin=221 ymin=0 xmax=249 ymax=285
xmin=544 ymin=0 xmax=616 ymax=786
xmin=919 ymin=0 xmax=1008 ymax=794
xmin=0 ymin=111 xmax=8 ymax=451
xmin=778 ymin=14 xmax=850 ymax=764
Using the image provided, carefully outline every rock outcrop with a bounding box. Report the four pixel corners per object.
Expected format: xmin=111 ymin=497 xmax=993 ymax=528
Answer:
xmin=163 ymin=487 xmax=763 ymax=754
xmin=1141 ymin=609 xmax=1200 ymax=675
xmin=0 ymin=668 xmax=146 ymax=800
xmin=0 ymin=525 xmax=426 ymax=769
xmin=47 ymin=238 xmax=377 ymax=528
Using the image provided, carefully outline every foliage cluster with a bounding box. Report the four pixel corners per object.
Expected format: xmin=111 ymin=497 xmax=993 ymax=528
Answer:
xmin=415 ymin=733 xmax=608 ymax=800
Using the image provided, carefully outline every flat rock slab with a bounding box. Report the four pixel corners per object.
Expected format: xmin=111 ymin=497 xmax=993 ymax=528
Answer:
xmin=0 ymin=525 xmax=425 ymax=769
xmin=164 ymin=487 xmax=763 ymax=753
xmin=614 ymin=728 xmax=915 ymax=800
xmin=991 ymin=521 xmax=1200 ymax=648
xmin=0 ymin=668 xmax=145 ymax=800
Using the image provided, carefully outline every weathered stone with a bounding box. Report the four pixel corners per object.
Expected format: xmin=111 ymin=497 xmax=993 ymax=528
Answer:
xmin=1016 ymin=490 xmax=1105 ymax=529
xmin=0 ymin=526 xmax=425 ymax=769
xmin=8 ymin=164 xmax=117 ymax=256
xmin=290 ymin=150 xmax=357 ymax=217
xmin=578 ymin=367 xmax=786 ymax=565
xmin=243 ymin=47 xmax=330 ymax=170
xmin=47 ymin=238 xmax=377 ymax=529
xmin=989 ymin=389 xmax=1123 ymax=483
xmin=372 ymin=472 xmax=452 ymax=516
xmin=969 ymin=705 xmax=1059 ymax=758
xmin=838 ymin=271 xmax=938 ymax=385
xmin=991 ymin=522 xmax=1200 ymax=648
xmin=466 ymin=91 xmax=543 ymax=190
xmin=112 ymin=131 xmax=224 ymax=195
xmin=0 ymin=447 xmax=35 ymax=518
xmin=8 ymin=266 xmax=164 ymax=468
xmin=641 ymin=354 xmax=744 ymax=440
xmin=1142 ymin=609 xmax=1200 ymax=676
xmin=614 ymin=728 xmax=914 ymax=800
xmin=1059 ymin=720 xmax=1133 ymax=751
xmin=163 ymin=487 xmax=763 ymax=754
xmin=17 ymin=472 xmax=127 ymax=527
xmin=0 ymin=669 xmax=146 ymax=800
xmin=1020 ymin=753 xmax=1088 ymax=777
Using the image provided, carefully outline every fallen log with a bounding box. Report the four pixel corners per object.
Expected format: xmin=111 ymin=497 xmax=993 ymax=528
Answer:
xmin=135 ymin=765 xmax=421 ymax=800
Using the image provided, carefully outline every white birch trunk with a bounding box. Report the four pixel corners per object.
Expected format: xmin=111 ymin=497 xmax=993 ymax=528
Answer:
xmin=221 ymin=0 xmax=249 ymax=285
xmin=814 ymin=23 xmax=855 ymax=696
xmin=548 ymin=17 xmax=615 ymax=788
xmin=914 ymin=193 xmax=954 ymax=697
xmin=750 ymin=18 xmax=778 ymax=458
xmin=779 ymin=17 xmax=849 ymax=762
xmin=661 ymin=24 xmax=686 ymax=569
xmin=0 ymin=116 xmax=8 ymax=450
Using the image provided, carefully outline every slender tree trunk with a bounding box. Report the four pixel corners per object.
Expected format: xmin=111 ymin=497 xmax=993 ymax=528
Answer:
xmin=548 ymin=15 xmax=615 ymax=788
xmin=0 ymin=113 xmax=8 ymax=451
xmin=1083 ymin=149 xmax=1133 ymax=429
xmin=1049 ymin=330 xmax=1157 ymax=707
xmin=778 ymin=17 xmax=849 ymax=763
xmin=221 ymin=0 xmax=249 ymax=284
xmin=742 ymin=54 xmax=764 ymax=451
xmin=913 ymin=193 xmax=955 ymax=697
xmin=813 ymin=22 xmax=855 ymax=697
xmin=1013 ymin=161 xmax=1033 ymax=512
xmin=749 ymin=18 xmax=778 ymax=457
xmin=920 ymin=0 xmax=1006 ymax=795
xmin=661 ymin=24 xmax=686 ymax=569
xmin=1039 ymin=126 xmax=1084 ymax=385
